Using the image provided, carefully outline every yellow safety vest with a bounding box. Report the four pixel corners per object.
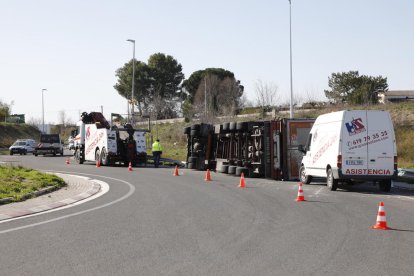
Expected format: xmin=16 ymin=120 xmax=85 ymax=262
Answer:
xmin=152 ymin=141 xmax=163 ymax=152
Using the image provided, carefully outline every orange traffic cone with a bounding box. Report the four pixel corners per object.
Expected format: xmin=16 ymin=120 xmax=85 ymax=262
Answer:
xmin=96 ymin=159 xmax=101 ymax=168
xmin=128 ymin=162 xmax=133 ymax=171
xmin=204 ymin=169 xmax=212 ymax=181
xmin=371 ymin=202 xmax=390 ymax=230
xmin=295 ymin=182 xmax=305 ymax=202
xmin=173 ymin=165 xmax=179 ymax=176
xmin=65 ymin=158 xmax=70 ymax=165
xmin=238 ymin=172 xmax=246 ymax=188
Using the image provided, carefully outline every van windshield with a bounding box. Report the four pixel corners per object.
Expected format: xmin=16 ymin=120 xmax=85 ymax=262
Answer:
xmin=13 ymin=141 xmax=26 ymax=146
xmin=40 ymin=135 xmax=60 ymax=143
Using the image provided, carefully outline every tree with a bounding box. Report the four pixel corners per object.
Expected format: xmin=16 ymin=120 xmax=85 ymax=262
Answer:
xmin=114 ymin=53 xmax=184 ymax=119
xmin=255 ymin=80 xmax=279 ymax=112
xmin=0 ymin=100 xmax=13 ymax=122
xmin=324 ymin=71 xmax=388 ymax=105
xmin=182 ymin=68 xmax=244 ymax=121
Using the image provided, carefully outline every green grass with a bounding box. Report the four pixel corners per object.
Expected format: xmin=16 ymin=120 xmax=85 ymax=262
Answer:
xmin=146 ymin=121 xmax=189 ymax=162
xmin=0 ymin=165 xmax=66 ymax=201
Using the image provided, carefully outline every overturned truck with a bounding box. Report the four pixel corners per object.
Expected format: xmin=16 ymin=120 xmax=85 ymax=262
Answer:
xmin=184 ymin=119 xmax=314 ymax=181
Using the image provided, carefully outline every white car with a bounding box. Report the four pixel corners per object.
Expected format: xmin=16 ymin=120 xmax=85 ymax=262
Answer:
xmin=9 ymin=139 xmax=36 ymax=155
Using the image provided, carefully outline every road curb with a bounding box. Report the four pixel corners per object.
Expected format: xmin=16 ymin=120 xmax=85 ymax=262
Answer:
xmin=0 ymin=178 xmax=101 ymax=221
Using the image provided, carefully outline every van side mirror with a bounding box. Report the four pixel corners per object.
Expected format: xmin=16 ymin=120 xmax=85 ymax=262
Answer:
xmin=298 ymin=145 xmax=306 ymax=153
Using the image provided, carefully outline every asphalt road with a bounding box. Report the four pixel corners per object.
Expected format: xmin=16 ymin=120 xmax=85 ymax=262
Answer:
xmin=1 ymin=153 xmax=414 ymax=275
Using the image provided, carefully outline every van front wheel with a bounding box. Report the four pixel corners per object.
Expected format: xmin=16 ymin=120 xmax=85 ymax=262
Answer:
xmin=300 ymin=166 xmax=312 ymax=184
xmin=327 ymin=168 xmax=338 ymax=191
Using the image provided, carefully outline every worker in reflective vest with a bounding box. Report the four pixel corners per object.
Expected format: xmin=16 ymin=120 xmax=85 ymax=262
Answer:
xmin=152 ymin=139 xmax=163 ymax=168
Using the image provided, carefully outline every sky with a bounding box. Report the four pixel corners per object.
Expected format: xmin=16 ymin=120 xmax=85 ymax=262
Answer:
xmin=1 ymin=0 xmax=413 ymax=124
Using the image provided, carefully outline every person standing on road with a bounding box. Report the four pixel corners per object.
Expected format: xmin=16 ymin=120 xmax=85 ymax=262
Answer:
xmin=152 ymin=139 xmax=163 ymax=168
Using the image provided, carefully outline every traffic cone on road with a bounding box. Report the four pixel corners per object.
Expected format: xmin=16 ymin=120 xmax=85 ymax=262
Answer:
xmin=128 ymin=162 xmax=133 ymax=171
xmin=238 ymin=172 xmax=246 ymax=188
xmin=204 ymin=169 xmax=212 ymax=181
xmin=371 ymin=202 xmax=390 ymax=230
xmin=173 ymin=165 xmax=180 ymax=176
xmin=96 ymin=159 xmax=100 ymax=168
xmin=295 ymin=182 xmax=306 ymax=202
xmin=65 ymin=158 xmax=70 ymax=165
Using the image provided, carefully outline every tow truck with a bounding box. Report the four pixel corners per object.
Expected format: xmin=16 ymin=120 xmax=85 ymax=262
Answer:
xmin=74 ymin=112 xmax=147 ymax=166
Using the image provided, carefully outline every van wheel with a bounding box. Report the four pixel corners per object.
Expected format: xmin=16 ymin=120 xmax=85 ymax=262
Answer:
xmin=300 ymin=165 xmax=312 ymax=184
xmin=379 ymin=180 xmax=392 ymax=192
xmin=95 ymin=149 xmax=100 ymax=163
xmin=327 ymin=168 xmax=338 ymax=191
xmin=100 ymin=148 xmax=108 ymax=166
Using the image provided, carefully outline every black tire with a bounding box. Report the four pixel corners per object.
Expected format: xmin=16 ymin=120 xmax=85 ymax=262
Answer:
xmin=236 ymin=122 xmax=248 ymax=131
xmin=34 ymin=153 xmax=38 ymax=157
xmin=220 ymin=164 xmax=229 ymax=173
xmin=188 ymin=157 xmax=198 ymax=163
xmin=229 ymin=122 xmax=237 ymax=131
xmin=184 ymin=127 xmax=190 ymax=135
xmin=190 ymin=129 xmax=199 ymax=136
xmin=235 ymin=166 xmax=249 ymax=177
xmin=60 ymin=149 xmax=64 ymax=156
xmin=74 ymin=149 xmax=83 ymax=164
xmin=100 ymin=148 xmax=109 ymax=166
xmin=300 ymin=165 xmax=312 ymax=184
xmin=95 ymin=149 xmax=100 ymax=163
xmin=379 ymin=180 xmax=392 ymax=192
xmin=327 ymin=168 xmax=338 ymax=191
xmin=222 ymin=122 xmax=230 ymax=131
xmin=228 ymin=165 xmax=237 ymax=174
xmin=187 ymin=162 xmax=195 ymax=169
xmin=23 ymin=150 xmax=27 ymax=155
xmin=191 ymin=124 xmax=201 ymax=131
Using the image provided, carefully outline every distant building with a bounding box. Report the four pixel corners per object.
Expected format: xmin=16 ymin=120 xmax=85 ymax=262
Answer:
xmin=378 ymin=90 xmax=414 ymax=103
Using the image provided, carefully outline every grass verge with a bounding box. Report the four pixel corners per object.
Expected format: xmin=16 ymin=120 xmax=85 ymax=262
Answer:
xmin=0 ymin=165 xmax=66 ymax=202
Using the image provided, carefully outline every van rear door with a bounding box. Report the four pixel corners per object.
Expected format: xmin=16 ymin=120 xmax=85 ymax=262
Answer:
xmin=341 ymin=111 xmax=369 ymax=176
xmin=366 ymin=111 xmax=395 ymax=177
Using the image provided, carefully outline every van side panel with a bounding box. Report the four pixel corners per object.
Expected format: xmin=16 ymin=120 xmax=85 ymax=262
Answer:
xmin=305 ymin=112 xmax=342 ymax=177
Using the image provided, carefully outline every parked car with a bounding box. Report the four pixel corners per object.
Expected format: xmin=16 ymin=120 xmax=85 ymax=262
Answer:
xmin=9 ymin=139 xmax=36 ymax=155
xmin=34 ymin=134 xmax=64 ymax=156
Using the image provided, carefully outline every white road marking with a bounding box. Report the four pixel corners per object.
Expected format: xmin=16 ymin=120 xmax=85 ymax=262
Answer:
xmin=0 ymin=172 xmax=134 ymax=234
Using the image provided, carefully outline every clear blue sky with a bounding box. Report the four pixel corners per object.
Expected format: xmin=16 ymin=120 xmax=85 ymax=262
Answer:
xmin=1 ymin=0 xmax=413 ymax=124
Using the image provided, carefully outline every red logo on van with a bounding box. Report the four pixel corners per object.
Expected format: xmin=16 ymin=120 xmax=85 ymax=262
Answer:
xmin=86 ymin=127 xmax=90 ymax=139
xmin=345 ymin=118 xmax=366 ymax=136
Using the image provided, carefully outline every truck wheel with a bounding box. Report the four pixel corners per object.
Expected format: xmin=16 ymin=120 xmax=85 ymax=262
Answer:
xmin=191 ymin=124 xmax=201 ymax=131
xmin=228 ymin=165 xmax=237 ymax=175
xmin=229 ymin=122 xmax=237 ymax=131
xmin=100 ymin=148 xmax=108 ymax=166
xmin=235 ymin=166 xmax=249 ymax=177
xmin=220 ymin=164 xmax=229 ymax=173
xmin=222 ymin=122 xmax=229 ymax=131
xmin=190 ymin=129 xmax=199 ymax=136
xmin=74 ymin=149 xmax=83 ymax=164
xmin=379 ymin=180 xmax=392 ymax=192
xmin=300 ymin=165 xmax=312 ymax=184
xmin=327 ymin=168 xmax=338 ymax=191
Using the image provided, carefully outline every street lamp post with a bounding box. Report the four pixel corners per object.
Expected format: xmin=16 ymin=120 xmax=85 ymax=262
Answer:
xmin=288 ymin=0 xmax=294 ymax=119
xmin=127 ymin=39 xmax=136 ymax=124
xmin=41 ymin=88 xmax=47 ymax=133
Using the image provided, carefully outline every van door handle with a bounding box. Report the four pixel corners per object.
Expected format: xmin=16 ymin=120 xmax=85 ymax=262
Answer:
xmin=370 ymin=159 xmax=375 ymax=162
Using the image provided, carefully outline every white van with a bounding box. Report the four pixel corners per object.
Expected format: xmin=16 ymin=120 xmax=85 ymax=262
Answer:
xmin=298 ymin=110 xmax=397 ymax=192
